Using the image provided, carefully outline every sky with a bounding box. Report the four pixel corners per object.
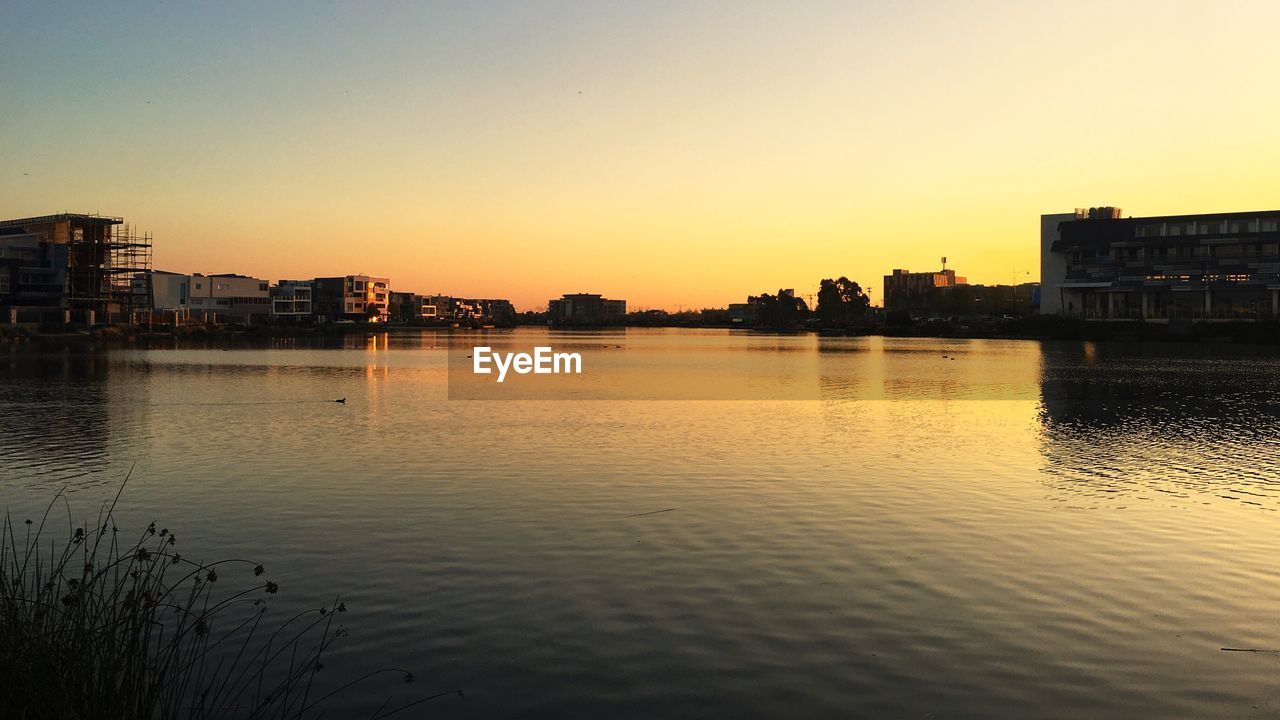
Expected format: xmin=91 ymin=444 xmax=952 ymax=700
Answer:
xmin=3 ymin=0 xmax=1279 ymax=311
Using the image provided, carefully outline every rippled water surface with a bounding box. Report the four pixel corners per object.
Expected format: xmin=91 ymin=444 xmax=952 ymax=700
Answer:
xmin=4 ymin=329 xmax=1280 ymax=718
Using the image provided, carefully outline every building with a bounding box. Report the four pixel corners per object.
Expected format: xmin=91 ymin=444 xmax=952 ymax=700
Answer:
xmin=312 ymin=275 xmax=390 ymax=322
xmin=1041 ymin=206 xmax=1280 ymax=320
xmin=882 ymin=268 xmax=966 ymax=313
xmin=547 ymin=293 xmax=626 ymax=326
xmin=146 ymin=270 xmax=191 ymax=315
xmin=727 ymin=302 xmax=757 ymax=325
xmin=186 ymin=273 xmax=271 ymax=323
xmin=452 ymin=297 xmax=516 ymax=326
xmin=0 ymin=230 xmax=69 ymax=323
xmin=270 ymin=280 xmax=313 ymax=320
xmin=422 ymin=294 xmax=452 ymax=320
xmin=390 ymin=293 xmax=516 ymax=325
xmin=0 ymin=213 xmax=152 ymax=323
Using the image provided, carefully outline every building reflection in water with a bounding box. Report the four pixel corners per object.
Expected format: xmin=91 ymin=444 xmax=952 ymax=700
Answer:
xmin=1037 ymin=341 xmax=1280 ymax=508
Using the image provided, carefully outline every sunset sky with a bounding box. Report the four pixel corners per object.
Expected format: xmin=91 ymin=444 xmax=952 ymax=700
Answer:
xmin=3 ymin=0 xmax=1279 ymax=310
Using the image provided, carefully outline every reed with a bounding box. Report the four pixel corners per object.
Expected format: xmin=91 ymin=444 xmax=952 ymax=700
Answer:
xmin=0 ymin=474 xmax=448 ymax=719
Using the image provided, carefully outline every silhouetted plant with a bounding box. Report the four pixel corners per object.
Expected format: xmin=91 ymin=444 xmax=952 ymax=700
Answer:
xmin=0 ymin=473 xmax=458 ymax=719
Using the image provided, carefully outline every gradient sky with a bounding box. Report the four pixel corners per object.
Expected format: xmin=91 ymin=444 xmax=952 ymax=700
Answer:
xmin=3 ymin=1 xmax=1279 ymax=310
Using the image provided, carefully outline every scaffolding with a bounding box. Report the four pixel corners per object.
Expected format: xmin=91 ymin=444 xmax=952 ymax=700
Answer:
xmin=104 ymin=223 xmax=153 ymax=321
xmin=0 ymin=213 xmax=154 ymax=323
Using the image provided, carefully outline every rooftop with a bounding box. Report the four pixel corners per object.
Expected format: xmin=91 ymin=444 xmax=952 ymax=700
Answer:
xmin=0 ymin=213 xmax=124 ymax=227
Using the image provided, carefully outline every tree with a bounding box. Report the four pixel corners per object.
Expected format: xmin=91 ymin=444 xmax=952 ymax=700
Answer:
xmin=748 ymin=289 xmax=809 ymax=329
xmin=816 ymin=277 xmax=871 ymax=326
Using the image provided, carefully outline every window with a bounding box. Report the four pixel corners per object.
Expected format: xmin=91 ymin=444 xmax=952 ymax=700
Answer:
xmin=0 ymin=274 xmax=8 ymax=294
xmin=259 ymin=283 xmax=268 ymax=292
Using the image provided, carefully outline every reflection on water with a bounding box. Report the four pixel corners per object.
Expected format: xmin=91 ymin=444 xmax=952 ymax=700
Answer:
xmin=2 ymin=331 xmax=1280 ymax=719
xmin=1039 ymin=342 xmax=1280 ymax=510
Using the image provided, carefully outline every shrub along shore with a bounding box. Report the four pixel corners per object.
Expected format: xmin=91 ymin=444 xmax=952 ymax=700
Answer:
xmin=0 ymin=482 xmax=456 ymax=719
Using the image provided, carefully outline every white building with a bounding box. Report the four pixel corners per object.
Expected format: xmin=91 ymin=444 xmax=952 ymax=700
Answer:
xmin=187 ymin=273 xmax=271 ymax=323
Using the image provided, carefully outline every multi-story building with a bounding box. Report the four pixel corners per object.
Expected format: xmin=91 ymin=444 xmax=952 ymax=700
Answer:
xmin=0 ymin=213 xmax=152 ymax=323
xmin=420 ymin=294 xmax=450 ymax=320
xmin=312 ymin=275 xmax=390 ymax=322
xmin=548 ymin=293 xmax=626 ymax=326
xmin=384 ymin=291 xmax=515 ymax=325
xmin=147 ymin=270 xmax=191 ymax=315
xmin=186 ymin=273 xmax=271 ymax=323
xmin=453 ymin=298 xmax=516 ymax=325
xmin=0 ymin=230 xmax=69 ymax=323
xmin=882 ymin=268 xmax=966 ymax=313
xmin=1041 ymin=207 xmax=1280 ymax=320
xmin=270 ymin=280 xmax=313 ymax=320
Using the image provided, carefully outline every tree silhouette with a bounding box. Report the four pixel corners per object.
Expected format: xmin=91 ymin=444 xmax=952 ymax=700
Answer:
xmin=816 ymin=277 xmax=870 ymax=326
xmin=748 ymin=289 xmax=809 ymax=328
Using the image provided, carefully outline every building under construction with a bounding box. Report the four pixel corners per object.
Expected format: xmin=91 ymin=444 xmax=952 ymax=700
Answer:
xmin=0 ymin=213 xmax=153 ymax=323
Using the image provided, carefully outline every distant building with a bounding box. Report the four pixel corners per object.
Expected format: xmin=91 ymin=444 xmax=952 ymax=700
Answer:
xmin=312 ymin=275 xmax=390 ymax=322
xmin=453 ymin=297 xmax=516 ymax=325
xmin=0 ymin=230 xmax=69 ymax=323
xmin=422 ymin=294 xmax=452 ymax=320
xmin=270 ymin=280 xmax=313 ymax=320
xmin=0 ymin=213 xmax=152 ymax=323
xmin=1041 ymin=206 xmax=1280 ymax=320
xmin=727 ymin=302 xmax=757 ymax=325
xmin=388 ymin=291 xmax=419 ymax=322
xmin=147 ymin=270 xmax=191 ymax=315
xmin=186 ymin=273 xmax=271 ymax=323
xmin=883 ymin=268 xmax=966 ymax=313
xmin=548 ymin=293 xmax=626 ymax=326
xmin=386 ymin=292 xmax=514 ymax=325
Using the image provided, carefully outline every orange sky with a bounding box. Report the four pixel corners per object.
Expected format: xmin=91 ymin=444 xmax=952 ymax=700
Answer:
xmin=3 ymin=1 xmax=1279 ymax=310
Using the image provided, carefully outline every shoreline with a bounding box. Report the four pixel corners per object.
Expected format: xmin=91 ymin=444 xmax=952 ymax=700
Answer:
xmin=4 ymin=316 xmax=1280 ymax=348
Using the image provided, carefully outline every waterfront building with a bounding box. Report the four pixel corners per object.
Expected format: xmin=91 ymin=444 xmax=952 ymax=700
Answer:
xmin=883 ymin=268 xmax=966 ymax=313
xmin=186 ymin=273 xmax=271 ymax=323
xmin=548 ymin=293 xmax=626 ymax=326
xmin=312 ymin=275 xmax=390 ymax=322
xmin=270 ymin=280 xmax=313 ymax=320
xmin=422 ymin=294 xmax=452 ymax=320
xmin=727 ymin=302 xmax=757 ymax=325
xmin=0 ymin=213 xmax=152 ymax=323
xmin=453 ymin=298 xmax=516 ymax=325
xmin=1041 ymin=207 xmax=1280 ymax=320
xmin=0 ymin=230 xmax=69 ymax=323
xmin=147 ymin=270 xmax=191 ymax=316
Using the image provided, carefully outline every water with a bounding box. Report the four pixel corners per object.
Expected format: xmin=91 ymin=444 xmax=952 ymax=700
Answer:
xmin=3 ymin=329 xmax=1280 ymax=718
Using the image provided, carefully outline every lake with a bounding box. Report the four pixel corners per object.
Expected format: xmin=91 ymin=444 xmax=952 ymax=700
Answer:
xmin=3 ymin=328 xmax=1280 ymax=718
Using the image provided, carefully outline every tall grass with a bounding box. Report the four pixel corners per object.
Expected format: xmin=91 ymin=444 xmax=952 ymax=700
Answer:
xmin=0 ymin=475 xmax=456 ymax=719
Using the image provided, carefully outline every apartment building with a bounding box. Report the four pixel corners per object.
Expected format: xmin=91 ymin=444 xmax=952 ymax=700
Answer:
xmin=1041 ymin=207 xmax=1280 ymax=320
xmin=312 ymin=275 xmax=390 ymax=322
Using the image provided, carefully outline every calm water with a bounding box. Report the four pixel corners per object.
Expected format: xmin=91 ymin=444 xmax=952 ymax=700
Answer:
xmin=4 ymin=329 xmax=1280 ymax=718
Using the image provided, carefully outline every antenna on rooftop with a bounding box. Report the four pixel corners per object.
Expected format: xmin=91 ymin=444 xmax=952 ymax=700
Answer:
xmin=941 ymin=256 xmax=947 ymax=271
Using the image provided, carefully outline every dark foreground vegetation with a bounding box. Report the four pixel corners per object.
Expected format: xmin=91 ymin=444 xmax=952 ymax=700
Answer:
xmin=0 ymin=479 xmax=455 ymax=719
